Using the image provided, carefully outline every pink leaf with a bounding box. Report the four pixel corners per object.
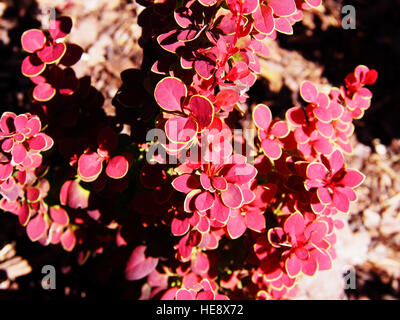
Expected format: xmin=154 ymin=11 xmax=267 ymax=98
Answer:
xmin=0 ymin=163 xmax=13 ymax=180
xmin=194 ymin=55 xmax=216 ymax=80
xmin=270 ymin=121 xmax=289 ymax=138
xmin=184 ymin=189 xmax=201 ymax=213
xmin=306 ymin=162 xmax=327 ymax=180
xmin=226 ymin=213 xmax=246 ymax=239
xmin=214 ymin=89 xmax=239 ymax=109
xmin=195 ymin=191 xmax=214 ymax=212
xmin=316 ymin=187 xmax=331 ymax=204
xmin=157 ymin=30 xmax=184 ymax=53
xmin=253 ymin=104 xmax=272 ymax=130
xmin=172 ymin=174 xmax=200 ymax=194
xmin=210 ymin=195 xmax=230 ymax=223
xmin=261 ymin=139 xmax=282 ymax=160
xmin=165 ymin=116 xmax=197 ymax=144
xmin=328 ymin=150 xmax=344 ymax=175
xmin=283 ymin=212 xmax=305 ymax=237
xmin=21 ymin=29 xmax=46 ymax=53
xmin=332 ymin=188 xmax=350 ymax=213
xmin=224 ymin=163 xmax=257 ymax=185
xmin=253 ymin=4 xmax=275 ymax=35
xmin=189 ymin=95 xmax=214 ymax=130
xmin=61 ymin=228 xmax=76 ymax=252
xmin=269 ymin=0 xmax=296 ymax=16
xmin=28 ymin=134 xmax=46 ymax=151
xmin=211 ymin=176 xmax=227 ymax=191
xmin=176 ymin=289 xmax=196 ymax=300
xmin=125 ymin=245 xmax=159 ymax=281
xmin=192 ymin=251 xmax=209 ymax=274
xmin=155 ymin=77 xmax=187 ymax=112
xmin=26 ymin=213 xmax=48 ymax=242
xmin=49 ymin=206 xmax=69 ymax=226
xmin=221 ymin=183 xmax=243 ymax=209
xmin=37 ymin=43 xmax=67 ymax=64
xmin=105 ymin=155 xmax=129 ymax=179
xmin=301 ymin=257 xmax=318 ymax=276
xmin=21 ymin=55 xmax=45 ymax=77
xmin=171 ymin=217 xmax=190 ymax=236
xmin=245 ymin=209 xmax=265 ymax=232
xmin=300 ymin=81 xmax=318 ymax=103
xmin=78 ymin=152 xmax=104 ymax=182
xmin=285 ymin=255 xmax=301 ymax=277
xmin=274 ymin=17 xmax=293 ymax=35
xmin=26 ymin=187 xmax=40 ymax=202
xmin=339 ymin=169 xmax=365 ymax=188
xmin=11 ymin=144 xmax=27 ymax=164
xmin=60 ymin=180 xmax=90 ymax=209
xmin=33 ymin=83 xmax=56 ymax=102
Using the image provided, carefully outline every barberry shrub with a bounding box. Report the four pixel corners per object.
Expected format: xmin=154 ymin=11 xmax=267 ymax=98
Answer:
xmin=0 ymin=0 xmax=377 ymax=300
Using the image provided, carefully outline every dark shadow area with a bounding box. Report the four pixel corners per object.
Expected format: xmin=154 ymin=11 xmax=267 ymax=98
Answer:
xmin=345 ymin=268 xmax=400 ymax=300
xmin=278 ymin=0 xmax=400 ymax=146
xmin=247 ymin=79 xmax=295 ymax=119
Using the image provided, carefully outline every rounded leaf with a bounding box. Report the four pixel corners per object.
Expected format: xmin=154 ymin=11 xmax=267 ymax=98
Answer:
xmin=300 ymin=81 xmax=318 ymax=103
xmin=33 ymin=83 xmax=56 ymax=102
xmin=155 ymin=77 xmax=186 ymax=112
xmin=105 ymin=155 xmax=129 ymax=179
xmin=21 ymin=29 xmax=46 ymax=53
xmin=253 ymin=104 xmax=272 ymax=130
xmin=21 ymin=55 xmax=46 ymax=77
xmin=37 ymin=43 xmax=67 ymax=64
xmin=78 ymin=152 xmax=104 ymax=182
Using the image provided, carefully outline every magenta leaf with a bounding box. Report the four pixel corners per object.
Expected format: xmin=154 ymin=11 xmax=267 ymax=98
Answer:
xmin=165 ymin=116 xmax=198 ymax=143
xmin=189 ymin=95 xmax=214 ymax=130
xmin=21 ymin=55 xmax=46 ymax=77
xmin=37 ymin=43 xmax=67 ymax=64
xmin=226 ymin=213 xmax=246 ymax=239
xmin=105 ymin=155 xmax=129 ymax=179
xmin=60 ymin=179 xmax=90 ymax=209
xmin=253 ymin=104 xmax=272 ymax=130
xmin=26 ymin=213 xmax=48 ymax=242
xmin=221 ymin=183 xmax=243 ymax=209
xmin=283 ymin=212 xmax=305 ymax=237
xmin=194 ymin=191 xmax=214 ymax=212
xmin=49 ymin=206 xmax=69 ymax=226
xmin=300 ymin=81 xmax=318 ymax=103
xmin=253 ymin=4 xmax=274 ymax=35
xmin=125 ymin=245 xmax=159 ymax=281
xmin=60 ymin=228 xmax=76 ymax=252
xmin=78 ymin=152 xmax=104 ymax=182
xmin=21 ymin=29 xmax=46 ymax=53
xmin=155 ymin=77 xmax=187 ymax=112
xmin=33 ymin=83 xmax=56 ymax=102
xmin=172 ymin=174 xmax=200 ymax=194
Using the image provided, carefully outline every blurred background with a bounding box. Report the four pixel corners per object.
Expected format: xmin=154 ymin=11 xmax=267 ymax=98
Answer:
xmin=0 ymin=0 xmax=399 ymax=299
